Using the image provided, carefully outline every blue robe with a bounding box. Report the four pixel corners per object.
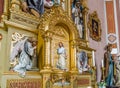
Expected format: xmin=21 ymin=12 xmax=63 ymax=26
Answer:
xmin=105 ymin=53 xmax=114 ymax=86
xmin=26 ymin=0 xmax=44 ymax=14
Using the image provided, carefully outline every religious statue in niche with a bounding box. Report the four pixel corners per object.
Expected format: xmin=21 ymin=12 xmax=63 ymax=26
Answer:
xmin=51 ymin=74 xmax=70 ymax=87
xmin=20 ymin=0 xmax=54 ymax=17
xmin=61 ymin=0 xmax=65 ymax=11
xmin=53 ymin=77 xmax=70 ymax=86
xmin=76 ymin=50 xmax=91 ymax=73
xmin=88 ymin=11 xmax=101 ymax=41
xmin=54 ymin=0 xmax=60 ymax=5
xmin=71 ymin=0 xmax=84 ymax=39
xmin=19 ymin=0 xmax=63 ymax=17
xmin=56 ymin=42 xmax=67 ymax=71
xmin=10 ymin=33 xmax=38 ymax=77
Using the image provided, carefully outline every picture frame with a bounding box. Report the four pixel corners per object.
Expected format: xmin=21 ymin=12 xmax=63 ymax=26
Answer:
xmin=88 ymin=11 xmax=101 ymax=41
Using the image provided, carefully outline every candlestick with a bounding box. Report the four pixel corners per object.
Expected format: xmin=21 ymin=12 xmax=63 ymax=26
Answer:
xmin=102 ymin=59 xmax=104 ymax=67
xmin=92 ymin=51 xmax=95 ymax=66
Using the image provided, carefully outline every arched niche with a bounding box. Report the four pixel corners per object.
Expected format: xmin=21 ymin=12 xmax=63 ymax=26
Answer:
xmin=38 ymin=6 xmax=79 ymax=72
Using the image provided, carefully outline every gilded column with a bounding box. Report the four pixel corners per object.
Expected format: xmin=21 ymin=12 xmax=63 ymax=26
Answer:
xmin=70 ymin=40 xmax=78 ymax=73
xmin=42 ymin=33 xmax=52 ymax=71
xmin=83 ymin=7 xmax=89 ymax=42
xmin=2 ymin=0 xmax=9 ymax=20
xmin=101 ymin=67 xmax=105 ymax=80
xmin=92 ymin=66 xmax=97 ymax=88
xmin=67 ymin=0 xmax=71 ymax=17
xmin=2 ymin=0 xmax=21 ymax=20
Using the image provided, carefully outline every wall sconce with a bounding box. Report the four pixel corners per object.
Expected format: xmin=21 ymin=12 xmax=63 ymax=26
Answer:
xmin=0 ymin=33 xmax=2 ymax=40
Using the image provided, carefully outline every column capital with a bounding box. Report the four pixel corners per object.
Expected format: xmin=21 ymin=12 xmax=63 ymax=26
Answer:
xmin=70 ymin=40 xmax=78 ymax=48
xmin=42 ymin=32 xmax=53 ymax=42
xmin=83 ymin=7 xmax=89 ymax=15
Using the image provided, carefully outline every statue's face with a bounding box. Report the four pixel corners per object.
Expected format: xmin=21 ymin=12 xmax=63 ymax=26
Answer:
xmin=109 ymin=46 xmax=112 ymax=52
xmin=59 ymin=42 xmax=63 ymax=47
xmin=76 ymin=3 xmax=80 ymax=8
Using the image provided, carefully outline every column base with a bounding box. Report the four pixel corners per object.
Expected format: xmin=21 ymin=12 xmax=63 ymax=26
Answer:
xmin=70 ymin=68 xmax=78 ymax=74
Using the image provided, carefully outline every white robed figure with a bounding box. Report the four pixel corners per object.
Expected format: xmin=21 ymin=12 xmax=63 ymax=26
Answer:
xmin=76 ymin=50 xmax=82 ymax=73
xmin=56 ymin=42 xmax=67 ymax=70
xmin=72 ymin=1 xmax=84 ymax=39
xmin=10 ymin=37 xmax=36 ymax=77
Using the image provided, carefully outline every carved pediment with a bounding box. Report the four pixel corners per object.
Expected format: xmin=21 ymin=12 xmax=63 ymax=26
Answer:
xmin=38 ymin=6 xmax=79 ymax=40
xmin=50 ymin=26 xmax=69 ymax=39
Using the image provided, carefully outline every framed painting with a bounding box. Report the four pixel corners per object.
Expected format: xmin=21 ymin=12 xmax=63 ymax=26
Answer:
xmin=88 ymin=11 xmax=101 ymax=41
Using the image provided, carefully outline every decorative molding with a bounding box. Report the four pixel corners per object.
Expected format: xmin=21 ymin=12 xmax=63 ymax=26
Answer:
xmin=7 ymin=79 xmax=42 ymax=88
xmin=107 ymin=33 xmax=117 ymax=44
xmin=113 ymin=0 xmax=119 ymax=52
xmin=105 ymin=0 xmax=113 ymax=1
xmin=104 ymin=0 xmax=109 ymax=44
xmin=10 ymin=10 xmax=40 ymax=29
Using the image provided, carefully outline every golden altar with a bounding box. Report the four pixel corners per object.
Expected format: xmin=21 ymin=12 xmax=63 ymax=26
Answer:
xmin=0 ymin=0 xmax=97 ymax=88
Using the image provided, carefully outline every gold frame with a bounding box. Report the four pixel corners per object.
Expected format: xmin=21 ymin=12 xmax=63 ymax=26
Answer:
xmin=88 ymin=11 xmax=101 ymax=41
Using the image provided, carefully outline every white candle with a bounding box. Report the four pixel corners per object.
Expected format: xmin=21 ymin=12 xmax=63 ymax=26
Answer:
xmin=92 ymin=51 xmax=95 ymax=66
xmin=102 ymin=59 xmax=104 ymax=67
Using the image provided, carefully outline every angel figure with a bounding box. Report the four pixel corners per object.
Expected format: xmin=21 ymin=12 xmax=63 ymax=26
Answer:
xmin=10 ymin=37 xmax=37 ymax=77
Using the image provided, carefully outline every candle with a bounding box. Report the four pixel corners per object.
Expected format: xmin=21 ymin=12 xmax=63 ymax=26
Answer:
xmin=92 ymin=51 xmax=95 ymax=66
xmin=102 ymin=59 xmax=104 ymax=67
